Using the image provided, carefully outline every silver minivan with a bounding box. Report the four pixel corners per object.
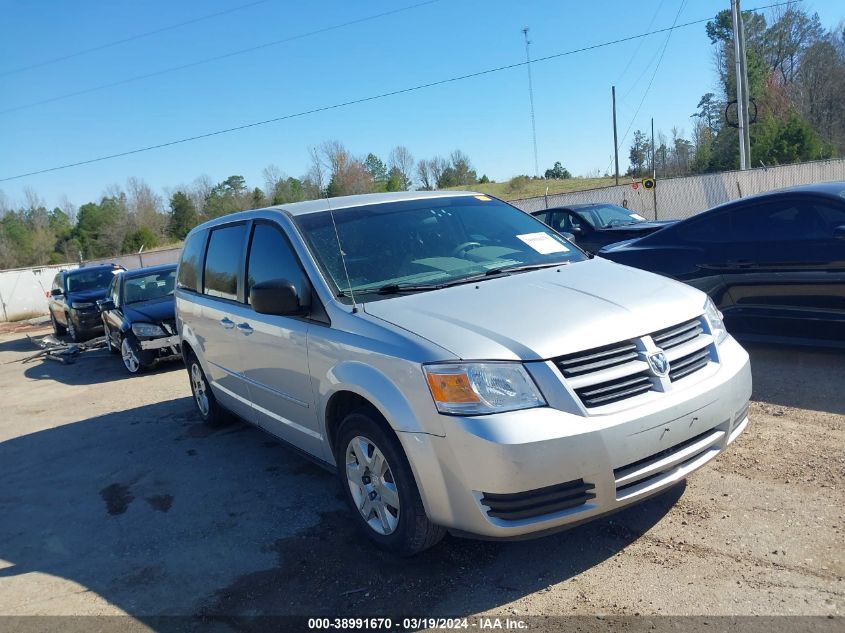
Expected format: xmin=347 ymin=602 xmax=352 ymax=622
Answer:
xmin=176 ymin=191 xmax=751 ymax=555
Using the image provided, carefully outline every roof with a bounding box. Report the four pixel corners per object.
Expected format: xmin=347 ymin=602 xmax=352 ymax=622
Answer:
xmin=68 ymin=263 xmax=123 ymax=273
xmin=123 ymin=263 xmax=177 ymax=278
xmin=272 ymin=190 xmax=480 ymax=217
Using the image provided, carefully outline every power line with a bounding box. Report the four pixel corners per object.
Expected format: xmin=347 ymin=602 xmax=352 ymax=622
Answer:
xmin=0 ymin=0 xmax=442 ymax=116
xmin=617 ymin=0 xmax=688 ymax=155
xmin=0 ymin=1 xmax=798 ymax=183
xmin=0 ymin=0 xmax=276 ymax=78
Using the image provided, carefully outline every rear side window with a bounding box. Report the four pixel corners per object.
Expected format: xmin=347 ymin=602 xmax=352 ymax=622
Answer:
xmin=245 ymin=223 xmax=307 ymax=305
xmin=203 ymin=224 xmax=246 ymax=301
xmin=177 ymin=230 xmax=206 ymax=292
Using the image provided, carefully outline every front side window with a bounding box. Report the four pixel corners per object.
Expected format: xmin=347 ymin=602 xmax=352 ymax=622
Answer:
xmin=580 ymin=204 xmax=646 ymax=228
xmin=246 ymin=223 xmax=307 ymax=305
xmin=123 ymin=269 xmax=176 ymax=304
xmin=203 ymin=224 xmax=246 ymax=301
xmin=294 ymin=196 xmax=585 ymax=297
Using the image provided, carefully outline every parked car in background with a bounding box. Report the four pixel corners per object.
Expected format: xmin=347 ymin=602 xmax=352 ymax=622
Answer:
xmin=599 ymin=182 xmax=845 ymax=348
xmin=176 ymin=191 xmax=751 ymax=555
xmin=532 ymin=203 xmax=676 ymax=253
xmin=48 ymin=264 xmax=125 ymax=342
xmin=98 ymin=264 xmax=180 ymax=374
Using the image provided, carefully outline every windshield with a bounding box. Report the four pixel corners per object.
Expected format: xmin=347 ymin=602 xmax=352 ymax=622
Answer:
xmin=294 ymin=195 xmax=586 ymax=297
xmin=580 ymin=204 xmax=647 ymax=228
xmin=123 ymin=269 xmax=176 ymax=304
xmin=65 ymin=268 xmax=120 ymax=293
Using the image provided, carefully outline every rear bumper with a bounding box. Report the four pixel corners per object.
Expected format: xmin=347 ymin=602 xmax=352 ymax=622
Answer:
xmin=399 ymin=336 xmax=751 ymax=539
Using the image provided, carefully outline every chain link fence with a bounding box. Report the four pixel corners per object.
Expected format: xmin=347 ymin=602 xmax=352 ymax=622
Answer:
xmin=510 ymin=157 xmax=845 ymax=220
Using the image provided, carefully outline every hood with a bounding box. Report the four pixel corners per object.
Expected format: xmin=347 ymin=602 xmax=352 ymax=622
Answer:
xmin=123 ymin=296 xmax=175 ymax=324
xmin=362 ymin=258 xmax=704 ymax=361
xmin=66 ymin=288 xmax=109 ymax=303
xmin=598 ymin=238 xmax=639 ymax=253
xmin=603 ymin=219 xmax=677 ymax=233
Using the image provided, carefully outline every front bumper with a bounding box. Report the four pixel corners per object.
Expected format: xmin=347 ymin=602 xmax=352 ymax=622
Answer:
xmin=72 ymin=310 xmax=104 ymax=333
xmin=399 ymin=335 xmax=751 ymax=539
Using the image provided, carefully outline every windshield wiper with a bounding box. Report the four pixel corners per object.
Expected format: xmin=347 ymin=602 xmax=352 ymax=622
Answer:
xmin=338 ymin=283 xmax=442 ymax=297
xmin=483 ymin=261 xmax=570 ymax=276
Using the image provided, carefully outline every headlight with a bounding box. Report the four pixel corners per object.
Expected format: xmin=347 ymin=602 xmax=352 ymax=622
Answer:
xmin=132 ymin=323 xmax=166 ymax=337
xmin=71 ymin=301 xmax=94 ymax=309
xmin=423 ymin=362 xmax=546 ymax=415
xmin=704 ymin=297 xmax=728 ymax=344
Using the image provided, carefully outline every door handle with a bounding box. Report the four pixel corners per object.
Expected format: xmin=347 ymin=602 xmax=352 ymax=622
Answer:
xmin=219 ymin=317 xmax=235 ymax=329
xmin=236 ymin=322 xmax=254 ymax=335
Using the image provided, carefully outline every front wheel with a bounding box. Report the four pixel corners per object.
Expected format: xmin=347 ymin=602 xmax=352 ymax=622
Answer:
xmin=65 ymin=313 xmax=81 ymax=342
xmin=120 ymin=337 xmax=144 ymax=374
xmin=336 ymin=409 xmax=445 ymax=556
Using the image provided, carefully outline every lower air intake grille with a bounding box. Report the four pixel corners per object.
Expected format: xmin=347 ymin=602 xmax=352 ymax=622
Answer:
xmin=481 ymin=478 xmax=595 ymax=521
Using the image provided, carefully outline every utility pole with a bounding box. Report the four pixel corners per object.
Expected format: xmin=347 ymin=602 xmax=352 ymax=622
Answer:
xmin=522 ymin=27 xmax=540 ymax=178
xmin=612 ymin=86 xmax=620 ymax=185
xmin=651 ymin=117 xmax=658 ymax=220
xmin=731 ymin=0 xmax=751 ymax=169
xmin=651 ymin=117 xmax=656 ymax=180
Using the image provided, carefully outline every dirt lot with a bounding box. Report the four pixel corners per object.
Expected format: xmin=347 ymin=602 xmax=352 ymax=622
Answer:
xmin=0 ymin=327 xmax=842 ymax=626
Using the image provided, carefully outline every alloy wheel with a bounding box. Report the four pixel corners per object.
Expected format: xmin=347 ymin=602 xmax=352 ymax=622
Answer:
xmin=190 ymin=362 xmax=210 ymax=416
xmin=345 ymin=435 xmax=400 ymax=535
xmin=121 ymin=338 xmax=140 ymax=373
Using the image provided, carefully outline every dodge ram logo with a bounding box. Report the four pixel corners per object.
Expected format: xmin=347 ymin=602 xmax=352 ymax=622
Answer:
xmin=648 ymin=351 xmax=669 ymax=376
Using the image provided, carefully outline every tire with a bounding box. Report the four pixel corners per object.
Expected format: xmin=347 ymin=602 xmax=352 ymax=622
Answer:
xmin=50 ymin=311 xmax=67 ymax=336
xmin=66 ymin=313 xmax=81 ymax=343
xmin=120 ymin=336 xmax=145 ymax=374
xmin=186 ymin=350 xmax=226 ymax=426
xmin=103 ymin=323 xmax=119 ymax=354
xmin=336 ymin=408 xmax=445 ymax=556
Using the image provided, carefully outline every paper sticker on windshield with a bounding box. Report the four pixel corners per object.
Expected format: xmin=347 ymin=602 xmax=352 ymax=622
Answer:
xmin=474 ymin=195 xmax=491 ymax=201
xmin=629 ymin=213 xmax=646 ymax=221
xmin=516 ymin=232 xmax=570 ymax=254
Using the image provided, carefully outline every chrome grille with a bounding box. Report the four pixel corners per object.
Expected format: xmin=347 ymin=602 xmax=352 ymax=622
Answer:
xmin=669 ymin=347 xmax=710 ymax=382
xmin=652 ymin=317 xmax=704 ymax=350
xmin=555 ymin=340 xmax=638 ymax=378
xmin=574 ymin=371 xmax=653 ymax=408
xmin=554 ymin=315 xmax=715 ymax=410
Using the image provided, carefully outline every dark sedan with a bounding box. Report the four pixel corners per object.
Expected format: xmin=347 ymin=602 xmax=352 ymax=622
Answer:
xmin=98 ymin=264 xmax=181 ymax=374
xmin=599 ymin=182 xmax=845 ymax=348
xmin=532 ymin=203 xmax=676 ymax=253
xmin=48 ymin=264 xmax=126 ymax=342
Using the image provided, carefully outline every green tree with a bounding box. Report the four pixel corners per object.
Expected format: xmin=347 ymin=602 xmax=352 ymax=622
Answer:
xmin=122 ymin=226 xmax=159 ymax=252
xmin=628 ymin=131 xmax=649 ymax=176
xmin=544 ymin=161 xmax=572 ymax=179
xmin=364 ymin=153 xmax=388 ymax=192
xmin=167 ymin=191 xmax=197 ymax=240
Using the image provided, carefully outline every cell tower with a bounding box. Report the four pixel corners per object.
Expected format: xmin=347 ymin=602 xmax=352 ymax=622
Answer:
xmin=523 ymin=27 xmax=539 ymax=178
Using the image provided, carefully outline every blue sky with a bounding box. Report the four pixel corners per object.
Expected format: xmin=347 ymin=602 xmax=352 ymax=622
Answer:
xmin=1 ymin=0 xmax=842 ymax=209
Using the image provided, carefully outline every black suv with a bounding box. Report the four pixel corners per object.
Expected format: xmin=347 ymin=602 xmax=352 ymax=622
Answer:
xmin=48 ymin=264 xmax=125 ymax=342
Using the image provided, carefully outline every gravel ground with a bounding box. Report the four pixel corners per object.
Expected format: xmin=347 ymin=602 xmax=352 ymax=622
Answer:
xmin=0 ymin=328 xmax=842 ymax=627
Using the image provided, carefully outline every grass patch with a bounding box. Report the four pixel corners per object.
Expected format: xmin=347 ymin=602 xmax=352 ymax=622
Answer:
xmin=445 ymin=176 xmax=618 ymax=201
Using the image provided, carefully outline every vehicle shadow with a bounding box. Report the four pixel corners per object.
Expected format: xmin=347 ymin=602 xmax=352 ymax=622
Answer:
xmin=19 ymin=345 xmax=183 ymax=386
xmin=0 ymin=398 xmax=682 ymax=626
xmin=747 ymin=343 xmax=845 ymax=415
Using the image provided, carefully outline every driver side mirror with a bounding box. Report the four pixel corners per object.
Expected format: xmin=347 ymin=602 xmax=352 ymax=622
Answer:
xmin=835 ymin=225 xmax=845 ymax=241
xmin=50 ymin=288 xmax=63 ymax=297
xmin=250 ymin=279 xmax=309 ymax=316
xmin=570 ymin=226 xmax=584 ymax=236
xmin=97 ymin=299 xmax=115 ymax=313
